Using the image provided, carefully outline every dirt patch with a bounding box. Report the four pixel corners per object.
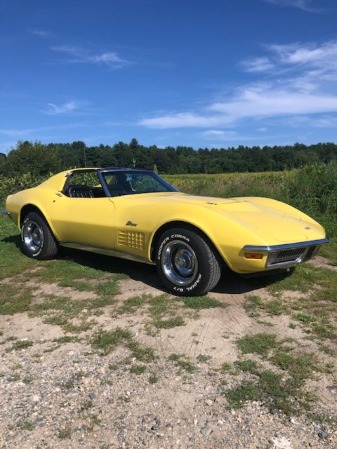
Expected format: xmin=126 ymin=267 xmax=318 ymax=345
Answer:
xmin=114 ymin=277 xmax=164 ymax=301
xmin=30 ymin=281 xmax=98 ymax=302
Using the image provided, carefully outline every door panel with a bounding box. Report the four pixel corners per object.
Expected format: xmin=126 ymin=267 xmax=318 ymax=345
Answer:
xmin=50 ymin=196 xmax=116 ymax=249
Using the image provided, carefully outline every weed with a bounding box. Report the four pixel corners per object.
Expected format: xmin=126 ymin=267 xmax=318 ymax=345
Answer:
xmin=63 ymin=319 xmax=97 ymax=334
xmin=181 ymin=296 xmax=226 ymax=309
xmin=17 ymin=421 xmax=35 ymax=431
xmin=127 ymin=340 xmax=156 ymax=362
xmin=225 ymin=368 xmax=311 ymax=416
xmin=52 ymin=336 xmax=81 ymax=344
xmin=244 ymin=295 xmax=285 ymax=317
xmin=130 ymin=365 xmax=146 ymax=375
xmin=145 ymin=295 xmax=187 ymax=332
xmin=57 ymin=423 xmax=73 ymax=439
xmin=221 ymin=362 xmax=232 ymax=373
xmin=244 ymin=295 xmax=263 ymax=316
xmin=92 ymin=328 xmax=132 ymax=355
xmin=196 ymin=354 xmax=212 ymax=363
xmin=234 ymin=359 xmax=259 ymax=373
xmin=168 ymin=353 xmax=197 ymax=374
xmin=237 ymin=333 xmax=277 ymax=356
xmin=0 ymin=286 xmax=32 ymax=315
xmin=22 ymin=376 xmax=34 ymax=384
xmin=117 ymin=295 xmax=146 ymax=314
xmin=149 ymin=373 xmax=159 ymax=384
xmin=12 ymin=340 xmax=34 ymax=350
xmin=91 ymin=328 xmax=156 ymax=365
xmin=264 ymin=300 xmax=285 ymax=316
xmin=293 ymin=313 xmax=316 ymax=324
xmin=155 ymin=316 xmax=185 ymax=329
xmin=272 ymin=351 xmax=318 ymax=384
xmin=312 ymin=322 xmax=337 ymax=340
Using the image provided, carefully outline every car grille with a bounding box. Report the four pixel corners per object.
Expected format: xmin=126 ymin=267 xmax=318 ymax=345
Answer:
xmin=267 ymin=246 xmax=317 ymax=267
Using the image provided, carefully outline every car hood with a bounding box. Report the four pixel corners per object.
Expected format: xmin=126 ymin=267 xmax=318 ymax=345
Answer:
xmin=147 ymin=192 xmax=324 ymax=243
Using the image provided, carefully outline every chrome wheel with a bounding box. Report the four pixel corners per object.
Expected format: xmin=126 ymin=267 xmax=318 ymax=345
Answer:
xmin=156 ymin=228 xmax=221 ymax=296
xmin=161 ymin=240 xmax=198 ymax=286
xmin=22 ymin=219 xmax=44 ymax=254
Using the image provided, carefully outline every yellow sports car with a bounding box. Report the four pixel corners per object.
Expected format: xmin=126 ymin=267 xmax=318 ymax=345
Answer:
xmin=2 ymin=168 xmax=328 ymax=296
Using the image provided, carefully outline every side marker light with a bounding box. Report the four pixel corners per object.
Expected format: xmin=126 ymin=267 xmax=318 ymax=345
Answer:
xmin=245 ymin=253 xmax=264 ymax=260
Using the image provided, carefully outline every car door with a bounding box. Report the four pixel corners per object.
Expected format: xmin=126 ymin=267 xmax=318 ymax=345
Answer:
xmin=50 ymin=194 xmax=116 ymax=249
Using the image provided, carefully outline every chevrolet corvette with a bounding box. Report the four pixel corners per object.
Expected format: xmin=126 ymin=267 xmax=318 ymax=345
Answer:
xmin=2 ymin=168 xmax=328 ymax=296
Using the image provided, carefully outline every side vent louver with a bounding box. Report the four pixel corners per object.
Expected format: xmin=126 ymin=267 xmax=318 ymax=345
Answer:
xmin=118 ymin=231 xmax=144 ymax=250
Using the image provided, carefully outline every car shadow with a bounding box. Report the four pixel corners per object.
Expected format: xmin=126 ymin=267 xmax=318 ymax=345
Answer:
xmin=2 ymin=233 xmax=290 ymax=295
xmin=59 ymin=247 xmax=164 ymax=289
xmin=59 ymin=248 xmax=291 ymax=295
xmin=2 ymin=234 xmax=20 ymax=246
xmin=213 ymin=268 xmax=290 ymax=295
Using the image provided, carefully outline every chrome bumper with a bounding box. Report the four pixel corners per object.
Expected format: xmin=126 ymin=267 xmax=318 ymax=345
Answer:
xmin=243 ymin=237 xmax=329 ymax=269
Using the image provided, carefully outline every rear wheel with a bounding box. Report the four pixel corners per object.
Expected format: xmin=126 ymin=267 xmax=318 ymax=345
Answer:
xmin=21 ymin=212 xmax=58 ymax=259
xmin=156 ymin=228 xmax=221 ymax=296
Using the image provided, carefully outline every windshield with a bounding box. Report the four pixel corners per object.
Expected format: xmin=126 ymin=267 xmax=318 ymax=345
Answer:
xmin=100 ymin=170 xmax=177 ymax=197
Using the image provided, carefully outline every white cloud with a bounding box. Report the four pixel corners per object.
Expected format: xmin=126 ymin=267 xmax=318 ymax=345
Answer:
xmin=31 ymin=29 xmax=50 ymax=38
xmin=140 ymin=85 xmax=337 ymax=129
xmin=241 ymin=57 xmax=274 ymax=72
xmin=269 ymin=41 xmax=337 ymax=66
xmin=46 ymin=101 xmax=78 ymax=115
xmin=0 ymin=128 xmax=35 ymax=137
xmin=240 ymin=41 xmax=337 ymax=83
xmin=202 ymin=130 xmax=238 ymax=140
xmin=51 ymin=45 xmax=129 ymax=69
xmin=209 ymin=86 xmax=337 ymax=118
xmin=139 ymin=112 xmax=225 ymax=128
xmin=203 ymin=130 xmax=228 ymax=136
xmin=139 ymin=39 xmax=337 ymax=131
xmin=262 ymin=0 xmax=318 ymax=12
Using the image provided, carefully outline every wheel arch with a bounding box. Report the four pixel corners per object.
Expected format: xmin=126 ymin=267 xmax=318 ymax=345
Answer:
xmin=19 ymin=204 xmax=59 ymax=242
xmin=20 ymin=204 xmax=45 ymax=227
xmin=150 ymin=220 xmax=227 ymax=267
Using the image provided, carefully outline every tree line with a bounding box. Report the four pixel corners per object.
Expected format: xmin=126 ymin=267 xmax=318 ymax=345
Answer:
xmin=1 ymin=139 xmax=337 ymax=176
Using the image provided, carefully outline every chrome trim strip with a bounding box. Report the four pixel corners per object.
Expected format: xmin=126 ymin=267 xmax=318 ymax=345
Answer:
xmin=59 ymin=241 xmax=155 ymax=265
xmin=1 ymin=210 xmax=10 ymax=216
xmin=243 ymin=238 xmax=329 ymax=253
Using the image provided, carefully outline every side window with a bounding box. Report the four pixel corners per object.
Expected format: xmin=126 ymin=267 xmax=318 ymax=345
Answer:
xmin=130 ymin=174 xmax=164 ymax=193
xmin=65 ymin=172 xmax=105 ymax=198
xmin=103 ymin=174 xmax=133 ymax=196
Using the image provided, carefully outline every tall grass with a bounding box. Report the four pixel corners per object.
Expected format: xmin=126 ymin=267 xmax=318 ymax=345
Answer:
xmin=165 ymin=163 xmax=337 ymax=237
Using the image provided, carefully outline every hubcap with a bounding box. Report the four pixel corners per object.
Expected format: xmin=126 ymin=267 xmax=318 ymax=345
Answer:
xmin=23 ymin=220 xmax=44 ymax=254
xmin=161 ymin=240 xmax=198 ymax=286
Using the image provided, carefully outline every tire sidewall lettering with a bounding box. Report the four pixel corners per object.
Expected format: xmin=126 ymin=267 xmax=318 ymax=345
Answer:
xmin=157 ymin=236 xmax=170 ymax=259
xmin=171 ymin=234 xmax=190 ymax=242
xmin=172 ymin=273 xmax=202 ymax=294
xmin=186 ymin=273 xmax=202 ymax=292
xmin=157 ymin=233 xmax=191 ymax=260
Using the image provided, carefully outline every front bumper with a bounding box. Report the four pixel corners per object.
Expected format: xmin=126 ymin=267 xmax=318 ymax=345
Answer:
xmin=243 ymin=237 xmax=329 ymax=270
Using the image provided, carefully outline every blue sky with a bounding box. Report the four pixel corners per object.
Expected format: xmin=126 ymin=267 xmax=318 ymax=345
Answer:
xmin=1 ymin=0 xmax=337 ymax=154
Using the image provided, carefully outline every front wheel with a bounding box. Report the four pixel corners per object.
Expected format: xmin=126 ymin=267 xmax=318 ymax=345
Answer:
xmin=21 ymin=212 xmax=58 ymax=260
xmin=155 ymin=228 xmax=221 ymax=296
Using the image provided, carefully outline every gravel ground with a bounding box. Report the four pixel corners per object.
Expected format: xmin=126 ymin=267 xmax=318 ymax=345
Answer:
xmin=0 ymin=340 xmax=336 ymax=449
xmin=0 ymin=269 xmax=336 ymax=449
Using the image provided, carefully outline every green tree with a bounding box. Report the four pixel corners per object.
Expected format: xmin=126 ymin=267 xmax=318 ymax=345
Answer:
xmin=4 ymin=141 xmax=62 ymax=176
